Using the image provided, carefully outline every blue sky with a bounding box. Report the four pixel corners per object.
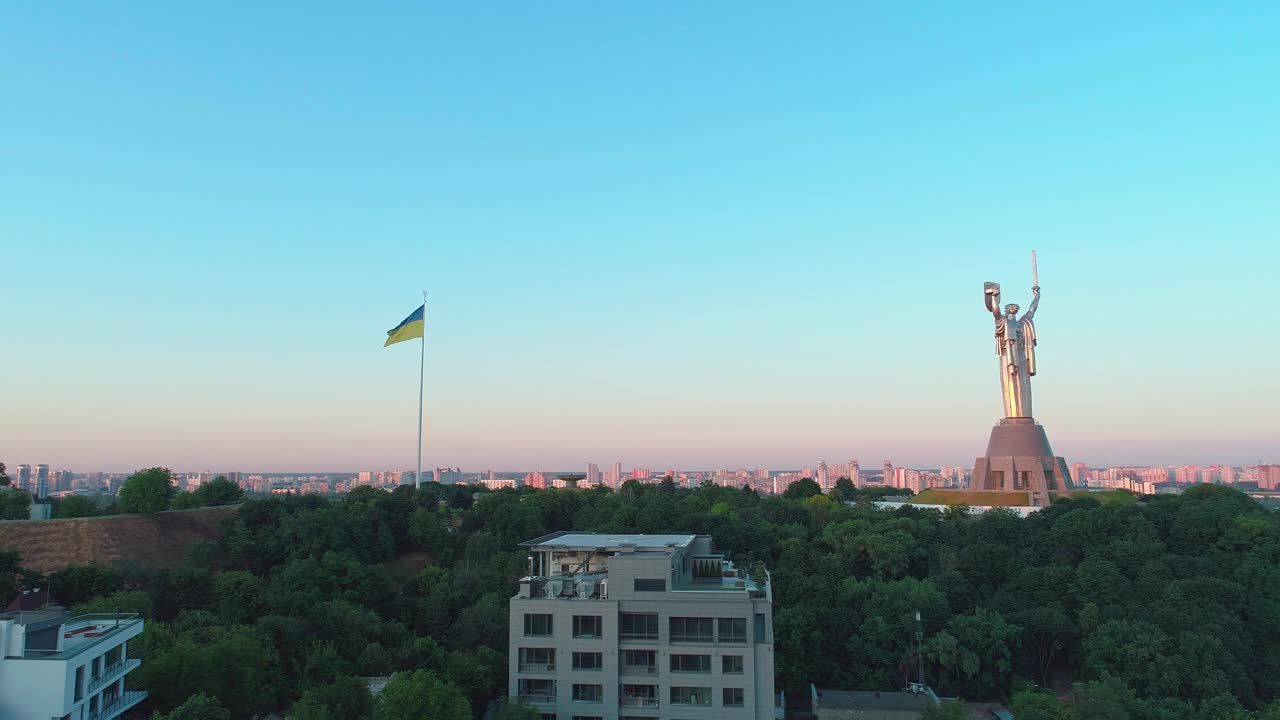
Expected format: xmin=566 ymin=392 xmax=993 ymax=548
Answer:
xmin=3 ymin=3 xmax=1277 ymax=472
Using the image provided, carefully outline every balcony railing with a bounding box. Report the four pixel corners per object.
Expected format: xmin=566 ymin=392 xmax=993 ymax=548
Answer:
xmin=620 ymin=696 xmax=659 ymax=708
xmin=620 ymin=664 xmax=657 ymax=675
xmin=518 ymin=662 xmax=555 ymax=673
xmin=88 ymin=658 xmax=141 ymax=693
xmin=518 ymin=692 xmax=556 ymax=704
xmin=88 ymin=690 xmax=147 ymax=720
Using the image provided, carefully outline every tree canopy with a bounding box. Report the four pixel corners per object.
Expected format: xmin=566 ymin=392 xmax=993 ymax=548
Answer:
xmin=3 ymin=478 xmax=1273 ymax=719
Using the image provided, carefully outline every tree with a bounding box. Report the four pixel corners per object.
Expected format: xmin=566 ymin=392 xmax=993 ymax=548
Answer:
xmin=0 ymin=487 xmax=32 ymax=520
xmin=199 ymin=476 xmax=244 ymax=506
xmin=831 ymin=476 xmax=858 ymax=502
xmin=291 ymin=675 xmax=373 ymax=720
xmin=373 ymin=670 xmax=470 ymax=720
xmin=492 ymin=699 xmax=541 ymax=720
xmin=71 ymin=590 xmax=154 ymax=618
xmin=152 ymin=693 xmax=232 ymax=720
xmin=53 ymin=495 xmax=98 ymax=519
xmin=47 ymin=565 xmax=123 ymax=606
xmin=118 ymin=467 xmax=176 ymax=514
xmin=1009 ymin=690 xmax=1072 ymax=720
xmin=783 ymin=477 xmax=821 ymax=500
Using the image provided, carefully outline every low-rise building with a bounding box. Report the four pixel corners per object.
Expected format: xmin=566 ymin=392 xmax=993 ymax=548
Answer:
xmin=509 ymin=531 xmax=774 ymax=720
xmin=0 ymin=610 xmax=146 ymax=720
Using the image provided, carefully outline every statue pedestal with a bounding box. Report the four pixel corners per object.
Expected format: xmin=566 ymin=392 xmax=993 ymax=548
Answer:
xmin=970 ymin=418 xmax=1072 ymax=506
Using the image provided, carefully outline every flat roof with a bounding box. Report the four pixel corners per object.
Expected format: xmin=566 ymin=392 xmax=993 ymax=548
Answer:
xmin=520 ymin=531 xmax=695 ymax=551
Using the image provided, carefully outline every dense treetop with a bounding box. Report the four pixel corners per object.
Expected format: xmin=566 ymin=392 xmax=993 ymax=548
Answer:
xmin=4 ymin=478 xmax=1277 ymax=719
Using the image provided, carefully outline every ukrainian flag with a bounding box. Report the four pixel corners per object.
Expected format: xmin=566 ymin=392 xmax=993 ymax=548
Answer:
xmin=384 ymin=304 xmax=425 ymax=347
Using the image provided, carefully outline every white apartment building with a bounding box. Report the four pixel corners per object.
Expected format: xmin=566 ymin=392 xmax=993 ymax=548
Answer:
xmin=509 ymin=532 xmax=775 ymax=720
xmin=0 ymin=610 xmax=146 ymax=720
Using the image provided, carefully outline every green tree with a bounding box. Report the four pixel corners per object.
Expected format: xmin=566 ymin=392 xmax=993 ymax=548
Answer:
xmin=198 ymin=476 xmax=244 ymax=506
xmin=0 ymin=487 xmax=32 ymax=520
xmin=118 ymin=467 xmax=176 ymax=514
xmin=783 ymin=477 xmax=821 ymax=499
xmin=291 ymin=675 xmax=373 ymax=720
xmin=492 ymin=699 xmax=541 ymax=720
xmin=47 ymin=565 xmax=123 ymax=606
xmin=71 ymin=590 xmax=154 ymax=618
xmin=52 ymin=495 xmax=98 ymax=519
xmin=152 ymin=693 xmax=232 ymax=720
xmin=831 ymin=476 xmax=858 ymax=502
xmin=373 ymin=670 xmax=470 ymax=720
xmin=1009 ymin=690 xmax=1072 ymax=720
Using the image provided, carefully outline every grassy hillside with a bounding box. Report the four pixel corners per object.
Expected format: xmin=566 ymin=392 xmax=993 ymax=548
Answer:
xmin=0 ymin=505 xmax=237 ymax=572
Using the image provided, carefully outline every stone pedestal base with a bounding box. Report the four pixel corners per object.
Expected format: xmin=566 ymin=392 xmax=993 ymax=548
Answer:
xmin=971 ymin=418 xmax=1072 ymax=506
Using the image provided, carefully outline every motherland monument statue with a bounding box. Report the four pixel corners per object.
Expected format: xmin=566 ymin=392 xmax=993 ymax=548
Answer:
xmin=970 ymin=251 xmax=1072 ymax=505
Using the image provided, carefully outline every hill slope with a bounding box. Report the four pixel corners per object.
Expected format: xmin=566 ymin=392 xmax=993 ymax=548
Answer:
xmin=0 ymin=505 xmax=238 ymax=572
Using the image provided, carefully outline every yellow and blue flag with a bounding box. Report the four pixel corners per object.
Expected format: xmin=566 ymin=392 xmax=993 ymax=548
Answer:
xmin=384 ymin=304 xmax=425 ymax=347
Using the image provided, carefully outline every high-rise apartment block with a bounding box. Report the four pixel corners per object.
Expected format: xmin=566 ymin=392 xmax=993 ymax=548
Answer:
xmin=14 ymin=465 xmax=32 ymax=494
xmin=1260 ymin=465 xmax=1280 ymax=491
xmin=587 ymin=463 xmax=602 ymax=486
xmin=509 ymin=532 xmax=775 ymax=720
xmin=33 ymin=465 xmax=50 ymax=499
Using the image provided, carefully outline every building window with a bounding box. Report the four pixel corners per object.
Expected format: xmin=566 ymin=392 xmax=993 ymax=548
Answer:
xmin=718 ymin=617 xmax=747 ymax=644
xmin=572 ymin=684 xmax=603 ymax=703
xmin=524 ymin=614 xmax=553 ymax=637
xmin=722 ymin=655 xmax=744 ymax=674
xmin=620 ymin=684 xmax=659 ymax=708
xmin=633 ymin=578 xmax=665 ymax=591
xmin=573 ymin=615 xmax=603 ymax=639
xmin=724 ymin=687 xmax=745 ymax=706
xmin=572 ymin=717 xmax=603 ymax=720
xmin=74 ymin=665 xmax=84 ymax=702
xmin=669 ymin=617 xmax=714 ymax=643
xmin=518 ymin=678 xmax=556 ymax=702
xmin=621 ymin=649 xmax=656 ymax=674
xmin=671 ymin=686 xmax=712 ymax=706
xmin=573 ymin=652 xmax=603 ymax=670
xmin=670 ymin=654 xmax=711 ymax=673
xmin=519 ymin=647 xmax=556 ymax=672
xmin=620 ymin=612 xmax=658 ymax=640
xmin=754 ymin=613 xmax=767 ymax=642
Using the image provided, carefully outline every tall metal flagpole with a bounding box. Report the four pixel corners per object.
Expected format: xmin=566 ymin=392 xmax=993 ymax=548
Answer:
xmin=416 ymin=290 xmax=427 ymax=489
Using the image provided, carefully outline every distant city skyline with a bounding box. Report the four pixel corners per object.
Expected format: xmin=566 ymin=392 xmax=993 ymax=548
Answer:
xmin=4 ymin=5 xmax=1277 ymax=470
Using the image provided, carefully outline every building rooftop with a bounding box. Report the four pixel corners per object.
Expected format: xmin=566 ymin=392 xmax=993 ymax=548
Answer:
xmin=814 ymin=689 xmax=935 ymax=711
xmin=0 ymin=612 xmax=143 ymax=660
xmin=520 ymin=531 xmax=695 ymax=552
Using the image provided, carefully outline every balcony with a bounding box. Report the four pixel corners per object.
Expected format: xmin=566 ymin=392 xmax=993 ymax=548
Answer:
xmin=89 ymin=690 xmax=147 ymax=720
xmin=88 ymin=658 xmax=141 ymax=693
xmin=517 ymin=692 xmax=556 ymax=704
xmin=619 ymin=696 xmax=659 ymax=709
xmin=517 ymin=662 xmax=556 ymax=673
xmin=620 ymin=664 xmax=657 ymax=676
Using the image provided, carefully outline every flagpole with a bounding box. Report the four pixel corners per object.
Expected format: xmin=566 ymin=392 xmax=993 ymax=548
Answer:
xmin=416 ymin=290 xmax=427 ymax=490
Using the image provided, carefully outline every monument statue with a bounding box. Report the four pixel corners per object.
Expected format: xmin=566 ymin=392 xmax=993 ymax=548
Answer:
xmin=970 ymin=252 xmax=1071 ymax=503
xmin=984 ymin=281 xmax=1039 ymax=418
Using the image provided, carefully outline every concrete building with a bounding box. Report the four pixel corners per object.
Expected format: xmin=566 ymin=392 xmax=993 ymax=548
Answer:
xmin=0 ymin=610 xmax=146 ymax=720
xmin=34 ymin=465 xmax=50 ymax=499
xmin=509 ymin=531 xmax=774 ymax=720
xmin=14 ymin=465 xmax=32 ymax=495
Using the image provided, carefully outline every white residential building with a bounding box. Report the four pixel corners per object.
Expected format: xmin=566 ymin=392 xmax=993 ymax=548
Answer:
xmin=509 ymin=532 xmax=775 ymax=720
xmin=0 ymin=610 xmax=145 ymax=720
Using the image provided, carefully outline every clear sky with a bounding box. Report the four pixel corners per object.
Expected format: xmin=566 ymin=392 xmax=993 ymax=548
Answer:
xmin=3 ymin=3 xmax=1278 ymax=473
